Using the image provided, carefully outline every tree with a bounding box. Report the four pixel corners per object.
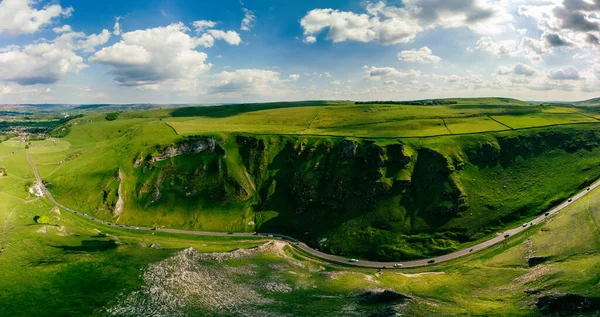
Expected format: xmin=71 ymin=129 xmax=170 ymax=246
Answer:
xmin=105 ymin=113 xmax=119 ymax=121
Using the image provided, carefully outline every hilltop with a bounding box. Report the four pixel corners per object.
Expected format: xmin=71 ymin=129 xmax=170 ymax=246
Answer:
xmin=23 ymin=97 xmax=600 ymax=261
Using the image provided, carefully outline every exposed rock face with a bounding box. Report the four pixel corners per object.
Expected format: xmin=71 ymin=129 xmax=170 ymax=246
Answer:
xmin=113 ymin=169 xmax=125 ymax=217
xmin=104 ymin=241 xmax=288 ymax=317
xmin=339 ymin=140 xmax=359 ymax=158
xmin=151 ymin=138 xmax=218 ymax=162
xmin=536 ymin=294 xmax=600 ymax=315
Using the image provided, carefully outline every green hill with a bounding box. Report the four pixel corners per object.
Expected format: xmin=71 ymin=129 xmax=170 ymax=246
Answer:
xmin=574 ymin=97 xmax=600 ymax=107
xmin=36 ymin=99 xmax=600 ymax=260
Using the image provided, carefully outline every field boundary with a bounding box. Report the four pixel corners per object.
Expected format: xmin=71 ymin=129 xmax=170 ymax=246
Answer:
xmin=173 ymin=121 xmax=600 ymax=140
xmin=163 ymin=121 xmax=179 ymax=135
xmin=442 ymin=118 xmax=452 ymax=134
xmin=487 ymin=115 xmax=514 ymax=130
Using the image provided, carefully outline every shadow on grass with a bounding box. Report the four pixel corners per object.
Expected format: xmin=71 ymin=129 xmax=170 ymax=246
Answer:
xmin=170 ymin=101 xmax=338 ymax=118
xmin=54 ymin=240 xmax=119 ymax=252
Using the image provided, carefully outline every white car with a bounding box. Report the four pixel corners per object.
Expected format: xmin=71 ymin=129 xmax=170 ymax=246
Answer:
xmin=349 ymin=259 xmax=359 ymax=263
xmin=393 ymin=264 xmax=403 ymax=268
xmin=522 ymin=223 xmax=528 ymax=228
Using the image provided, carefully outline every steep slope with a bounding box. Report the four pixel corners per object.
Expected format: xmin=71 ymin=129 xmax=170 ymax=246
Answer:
xmin=45 ymin=115 xmax=600 ymax=261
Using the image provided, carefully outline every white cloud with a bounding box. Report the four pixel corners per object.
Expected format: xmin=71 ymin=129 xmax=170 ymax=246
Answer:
xmin=548 ymin=67 xmax=582 ymax=80
xmin=0 ymin=42 xmax=86 ymax=85
xmin=90 ymin=23 xmax=212 ymax=88
xmin=241 ymin=8 xmax=255 ymax=31
xmin=193 ymin=20 xmax=217 ymax=33
xmin=209 ymin=69 xmax=292 ymax=96
xmin=398 ymin=46 xmax=441 ymax=64
xmin=77 ymin=29 xmax=111 ymax=53
xmin=207 ymin=29 xmax=241 ymax=46
xmin=53 ymin=25 xmax=72 ymax=34
xmin=287 ymin=74 xmax=300 ymax=82
xmin=300 ymin=0 xmax=511 ymax=45
xmin=0 ymin=0 xmax=73 ymax=35
xmin=383 ymin=80 xmax=398 ymax=85
xmin=113 ymin=17 xmax=122 ymax=36
xmin=303 ymin=36 xmax=317 ymax=44
xmin=364 ymin=66 xmax=421 ymax=81
xmin=331 ymin=80 xmax=342 ymax=85
xmin=496 ymin=63 xmax=537 ymax=77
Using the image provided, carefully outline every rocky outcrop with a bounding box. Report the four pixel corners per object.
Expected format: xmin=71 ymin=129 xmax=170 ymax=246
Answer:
xmin=536 ymin=294 xmax=600 ymax=315
xmin=113 ymin=169 xmax=125 ymax=217
xmin=151 ymin=138 xmax=218 ymax=162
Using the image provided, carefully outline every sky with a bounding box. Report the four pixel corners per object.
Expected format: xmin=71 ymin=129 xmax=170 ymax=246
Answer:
xmin=0 ymin=0 xmax=600 ymax=104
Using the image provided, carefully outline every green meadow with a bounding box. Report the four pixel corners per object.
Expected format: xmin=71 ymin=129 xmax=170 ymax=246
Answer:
xmin=2 ymin=134 xmax=600 ymax=315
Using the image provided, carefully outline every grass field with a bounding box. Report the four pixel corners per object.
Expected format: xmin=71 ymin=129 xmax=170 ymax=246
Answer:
xmin=2 ymin=137 xmax=600 ymax=315
xmin=162 ymin=99 xmax=600 ymax=138
xmin=24 ymin=98 xmax=600 ymax=263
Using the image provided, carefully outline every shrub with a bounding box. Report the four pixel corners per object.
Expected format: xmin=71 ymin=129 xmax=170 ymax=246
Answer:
xmin=34 ymin=215 xmax=50 ymax=224
xmin=105 ymin=113 xmax=119 ymax=121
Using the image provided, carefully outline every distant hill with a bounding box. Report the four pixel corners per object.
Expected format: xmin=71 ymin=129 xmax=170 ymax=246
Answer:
xmin=574 ymin=97 xmax=600 ymax=107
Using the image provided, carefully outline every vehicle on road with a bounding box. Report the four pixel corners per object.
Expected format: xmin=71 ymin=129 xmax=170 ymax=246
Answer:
xmin=393 ymin=264 xmax=403 ymax=268
xmin=267 ymin=234 xmax=274 ymax=238
xmin=427 ymin=260 xmax=435 ymax=264
xmin=504 ymin=234 xmax=510 ymax=238
xmin=227 ymin=232 xmax=234 ymax=235
xmin=545 ymin=212 xmax=550 ymax=216
xmin=349 ymin=259 xmax=359 ymax=263
xmin=151 ymin=228 xmax=157 ymax=230
xmin=568 ymin=198 xmax=573 ymax=202
xmin=469 ymin=249 xmax=473 ymax=252
xmin=522 ymin=223 xmax=528 ymax=228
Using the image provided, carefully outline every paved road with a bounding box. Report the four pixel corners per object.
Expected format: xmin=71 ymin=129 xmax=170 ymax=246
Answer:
xmin=26 ymin=150 xmax=600 ymax=268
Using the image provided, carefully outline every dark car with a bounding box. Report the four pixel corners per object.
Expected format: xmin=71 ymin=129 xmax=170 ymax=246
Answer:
xmin=427 ymin=260 xmax=435 ymax=264
xmin=545 ymin=212 xmax=550 ymax=216
xmin=504 ymin=234 xmax=510 ymax=238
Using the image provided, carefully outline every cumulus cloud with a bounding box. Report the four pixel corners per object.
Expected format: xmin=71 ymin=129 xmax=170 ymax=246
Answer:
xmin=303 ymin=36 xmax=317 ymax=44
xmin=0 ymin=0 xmax=73 ymax=35
xmin=193 ymin=20 xmax=217 ymax=33
xmin=206 ymin=29 xmax=241 ymax=45
xmin=77 ymin=29 xmax=111 ymax=52
xmin=0 ymin=42 xmax=86 ymax=85
xmin=287 ymin=74 xmax=300 ymax=82
xmin=364 ymin=66 xmax=421 ymax=80
xmin=548 ymin=66 xmax=582 ymax=80
xmin=190 ymin=21 xmax=242 ymax=47
xmin=241 ymin=8 xmax=255 ymax=31
xmin=90 ymin=23 xmax=212 ymax=88
xmin=496 ymin=63 xmax=537 ymax=77
xmin=543 ymin=32 xmax=573 ymax=47
xmin=398 ymin=46 xmax=441 ymax=64
xmin=53 ymin=25 xmax=72 ymax=34
xmin=209 ymin=69 xmax=291 ymax=96
xmin=300 ymin=0 xmax=511 ymax=45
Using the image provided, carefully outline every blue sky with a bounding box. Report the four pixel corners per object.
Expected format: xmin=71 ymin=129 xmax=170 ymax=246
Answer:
xmin=0 ymin=0 xmax=599 ymax=104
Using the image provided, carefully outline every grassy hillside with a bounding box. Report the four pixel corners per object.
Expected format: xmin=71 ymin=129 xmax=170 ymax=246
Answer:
xmin=574 ymin=97 xmax=600 ymax=107
xmin=165 ymin=99 xmax=600 ymax=138
xmin=34 ymin=99 xmax=600 ymax=260
xmin=3 ymin=137 xmax=600 ymax=316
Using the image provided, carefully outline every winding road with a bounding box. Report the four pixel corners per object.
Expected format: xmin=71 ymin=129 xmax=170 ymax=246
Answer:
xmin=26 ymin=149 xmax=600 ymax=268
